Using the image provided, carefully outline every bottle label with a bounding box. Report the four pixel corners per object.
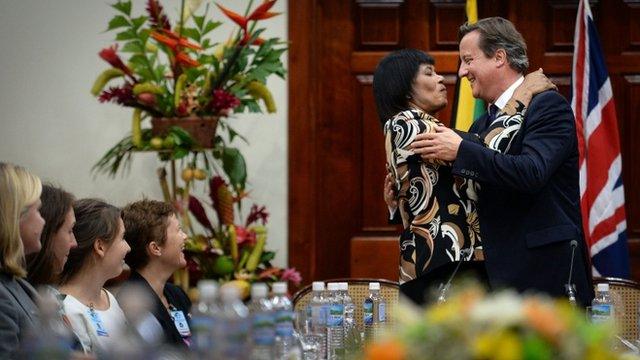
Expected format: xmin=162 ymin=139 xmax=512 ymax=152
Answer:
xmin=311 ymin=304 xmax=327 ymax=326
xmin=251 ymin=313 xmax=275 ymax=345
xmin=378 ymin=303 xmax=386 ymax=322
xmin=363 ymin=301 xmax=373 ymax=325
xmin=190 ymin=316 xmax=215 ymax=350
xmin=274 ymin=310 xmax=294 ymax=337
xmin=327 ymin=304 xmax=344 ymax=327
xmin=223 ymin=319 xmax=250 ymax=357
xmin=591 ymin=304 xmax=613 ymax=323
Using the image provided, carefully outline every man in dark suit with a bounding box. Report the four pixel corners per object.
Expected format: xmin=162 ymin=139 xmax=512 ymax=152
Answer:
xmin=412 ymin=17 xmax=594 ymax=307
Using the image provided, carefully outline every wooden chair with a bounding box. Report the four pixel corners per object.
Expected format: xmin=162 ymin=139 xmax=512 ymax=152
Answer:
xmin=593 ymin=276 xmax=640 ymax=341
xmin=292 ymin=278 xmax=399 ymax=328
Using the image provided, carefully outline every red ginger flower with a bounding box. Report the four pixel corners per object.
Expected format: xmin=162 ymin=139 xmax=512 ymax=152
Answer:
xmin=146 ymin=0 xmax=171 ymax=30
xmin=99 ymin=45 xmax=134 ymax=79
xmin=246 ymin=204 xmax=269 ymax=227
xmin=99 ymin=82 xmax=135 ymax=105
xmin=209 ymin=89 xmax=240 ymax=113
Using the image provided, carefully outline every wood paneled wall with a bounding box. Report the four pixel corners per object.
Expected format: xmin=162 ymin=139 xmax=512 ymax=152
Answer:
xmin=288 ymin=0 xmax=640 ymax=285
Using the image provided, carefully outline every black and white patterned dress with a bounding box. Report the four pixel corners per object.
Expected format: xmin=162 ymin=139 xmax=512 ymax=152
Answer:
xmin=384 ymin=104 xmax=525 ymax=284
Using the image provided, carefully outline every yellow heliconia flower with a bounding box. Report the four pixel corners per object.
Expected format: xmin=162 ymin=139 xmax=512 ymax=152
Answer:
xmin=181 ymin=0 xmax=204 ymax=23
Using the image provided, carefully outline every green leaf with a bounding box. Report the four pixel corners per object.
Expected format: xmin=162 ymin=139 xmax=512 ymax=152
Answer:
xmin=173 ymin=148 xmax=190 ymax=159
xmin=226 ymin=125 xmax=249 ymax=144
xmin=181 ymin=27 xmax=201 ymax=42
xmin=221 ymin=147 xmax=247 ymax=191
xmin=260 ymin=251 xmax=276 ymax=263
xmin=192 ymin=14 xmax=205 ymax=29
xmin=131 ymin=16 xmax=148 ymax=31
xmin=169 ymin=126 xmax=197 ymax=147
xmin=121 ymin=41 xmax=144 ymax=53
xmin=107 ymin=15 xmax=130 ymax=31
xmin=115 ymin=29 xmax=137 ymax=41
xmin=203 ymin=21 xmax=222 ymax=35
xmin=111 ymin=1 xmax=131 ymax=16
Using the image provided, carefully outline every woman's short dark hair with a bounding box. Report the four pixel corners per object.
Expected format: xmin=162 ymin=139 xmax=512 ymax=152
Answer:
xmin=121 ymin=199 xmax=174 ymax=271
xmin=26 ymin=184 xmax=75 ymax=286
xmin=373 ymin=49 xmax=435 ymax=126
xmin=59 ymin=198 xmax=121 ymax=285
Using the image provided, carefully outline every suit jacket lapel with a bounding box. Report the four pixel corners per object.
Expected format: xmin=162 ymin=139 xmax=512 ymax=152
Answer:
xmin=3 ymin=276 xmax=39 ymax=324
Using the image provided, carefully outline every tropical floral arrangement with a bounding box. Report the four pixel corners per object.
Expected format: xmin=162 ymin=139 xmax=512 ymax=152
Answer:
xmin=90 ymin=0 xmax=296 ymax=293
xmin=364 ymin=285 xmax=631 ymax=360
xmin=91 ymin=0 xmax=286 ymax=192
xmin=180 ymin=175 xmax=301 ymax=298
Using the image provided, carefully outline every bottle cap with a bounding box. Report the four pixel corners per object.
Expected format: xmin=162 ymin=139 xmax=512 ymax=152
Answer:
xmin=312 ymin=281 xmax=325 ymax=291
xmin=197 ymin=280 xmax=218 ymax=299
xmin=220 ymin=285 xmax=240 ymax=302
xmin=369 ymin=282 xmax=380 ymax=290
xmin=251 ymin=283 xmax=268 ymax=298
xmin=273 ymin=281 xmax=288 ymax=294
xmin=327 ymin=282 xmax=339 ymax=291
xmin=597 ymin=283 xmax=610 ymax=292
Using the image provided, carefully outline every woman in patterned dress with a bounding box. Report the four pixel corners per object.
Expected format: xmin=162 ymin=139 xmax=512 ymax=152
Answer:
xmin=373 ymin=49 xmax=554 ymax=303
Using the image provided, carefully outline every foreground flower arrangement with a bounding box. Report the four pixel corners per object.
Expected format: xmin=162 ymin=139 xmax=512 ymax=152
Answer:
xmin=91 ymin=0 xmax=296 ymax=293
xmin=365 ymin=285 xmax=630 ymax=360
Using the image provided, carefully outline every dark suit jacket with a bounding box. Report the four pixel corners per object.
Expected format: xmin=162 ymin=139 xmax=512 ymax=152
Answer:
xmin=452 ymin=90 xmax=594 ymax=307
xmin=0 ymin=273 xmax=40 ymax=357
xmin=118 ymin=271 xmax=192 ymax=348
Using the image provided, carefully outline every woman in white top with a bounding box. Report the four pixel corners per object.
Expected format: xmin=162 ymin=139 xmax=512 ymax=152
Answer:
xmin=58 ymin=198 xmax=131 ymax=354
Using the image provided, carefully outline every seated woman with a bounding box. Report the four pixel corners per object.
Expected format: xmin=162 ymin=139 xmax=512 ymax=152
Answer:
xmin=58 ymin=198 xmax=131 ymax=354
xmin=119 ymin=199 xmax=191 ymax=348
xmin=27 ymin=184 xmax=77 ymax=288
xmin=0 ymin=162 xmax=44 ymax=356
xmin=373 ymin=49 xmax=553 ymax=304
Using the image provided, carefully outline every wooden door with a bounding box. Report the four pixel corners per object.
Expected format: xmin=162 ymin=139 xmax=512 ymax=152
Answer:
xmin=288 ymin=0 xmax=640 ymax=285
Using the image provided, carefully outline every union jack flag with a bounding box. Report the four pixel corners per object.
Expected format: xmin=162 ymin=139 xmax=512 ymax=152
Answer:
xmin=571 ymin=0 xmax=630 ymax=278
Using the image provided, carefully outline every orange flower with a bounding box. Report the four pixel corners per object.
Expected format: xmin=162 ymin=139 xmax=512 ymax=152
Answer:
xmin=364 ymin=340 xmax=406 ymax=360
xmin=216 ymin=3 xmax=248 ymax=30
xmin=151 ymin=29 xmax=202 ymax=51
xmin=523 ymin=299 xmax=567 ymax=344
xmin=175 ymin=52 xmax=200 ymax=68
xmin=247 ymin=0 xmax=278 ymax=21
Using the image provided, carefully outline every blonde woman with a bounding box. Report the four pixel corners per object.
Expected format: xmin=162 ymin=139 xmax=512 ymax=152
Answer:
xmin=0 ymin=162 xmax=44 ymax=356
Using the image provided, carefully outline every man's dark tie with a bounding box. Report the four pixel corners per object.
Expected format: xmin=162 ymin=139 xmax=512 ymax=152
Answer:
xmin=488 ymin=104 xmax=500 ymax=123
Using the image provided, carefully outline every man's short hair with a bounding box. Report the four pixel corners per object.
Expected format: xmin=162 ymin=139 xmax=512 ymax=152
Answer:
xmin=459 ymin=17 xmax=529 ymax=73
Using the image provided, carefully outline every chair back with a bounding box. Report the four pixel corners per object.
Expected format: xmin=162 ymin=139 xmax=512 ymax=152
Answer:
xmin=292 ymin=278 xmax=399 ymax=328
xmin=593 ymin=276 xmax=640 ymax=341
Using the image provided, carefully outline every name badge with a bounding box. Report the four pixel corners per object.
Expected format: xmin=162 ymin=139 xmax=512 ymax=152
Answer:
xmin=170 ymin=309 xmax=192 ymax=337
xmin=88 ymin=309 xmax=109 ymax=337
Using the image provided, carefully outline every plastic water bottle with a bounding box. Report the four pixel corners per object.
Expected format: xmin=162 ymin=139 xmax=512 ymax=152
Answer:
xmin=326 ymin=282 xmax=344 ymax=359
xmin=308 ymin=281 xmax=328 ymax=359
xmin=271 ymin=282 xmax=301 ymax=359
xmin=191 ymin=280 xmax=220 ymax=356
xmin=220 ymin=285 xmax=250 ymax=359
xmin=591 ymin=283 xmax=614 ymax=323
xmin=363 ymin=282 xmax=386 ymax=342
xmin=249 ymin=283 xmax=275 ymax=360
xmin=340 ymin=283 xmax=355 ymax=329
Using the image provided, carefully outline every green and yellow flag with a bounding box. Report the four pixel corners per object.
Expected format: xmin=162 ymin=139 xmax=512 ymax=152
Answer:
xmin=450 ymin=0 xmax=486 ymax=131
